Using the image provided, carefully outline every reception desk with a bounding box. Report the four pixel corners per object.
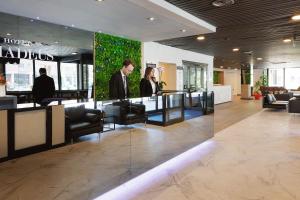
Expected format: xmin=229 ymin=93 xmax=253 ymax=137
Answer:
xmin=0 ymin=104 xmax=65 ymax=161
xmin=213 ymin=85 xmax=232 ymax=104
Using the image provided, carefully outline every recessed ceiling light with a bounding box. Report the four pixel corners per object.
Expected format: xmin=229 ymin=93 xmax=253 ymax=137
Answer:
xmin=212 ymin=0 xmax=235 ymax=7
xmin=36 ymin=16 xmax=40 ymax=20
xmin=6 ymin=33 xmax=12 ymax=36
xmin=148 ymin=17 xmax=155 ymax=21
xmin=197 ymin=36 xmax=205 ymax=40
xmin=232 ymin=48 xmax=239 ymax=52
xmin=181 ymin=29 xmax=186 ymax=33
xmin=291 ymin=15 xmax=300 ymax=21
xmin=257 ymin=57 xmax=263 ymax=60
xmin=71 ymin=52 xmax=78 ymax=55
xmin=95 ymin=0 xmax=104 ymax=2
xmin=283 ymin=38 xmax=292 ymax=43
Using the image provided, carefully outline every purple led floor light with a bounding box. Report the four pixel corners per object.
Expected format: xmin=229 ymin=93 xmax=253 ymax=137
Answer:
xmin=94 ymin=140 xmax=216 ymax=200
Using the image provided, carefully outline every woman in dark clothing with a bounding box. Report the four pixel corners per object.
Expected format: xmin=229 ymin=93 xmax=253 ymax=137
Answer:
xmin=140 ymin=67 xmax=160 ymax=97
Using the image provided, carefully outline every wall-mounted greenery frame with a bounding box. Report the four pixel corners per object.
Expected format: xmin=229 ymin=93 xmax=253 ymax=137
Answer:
xmin=94 ymin=33 xmax=141 ymax=100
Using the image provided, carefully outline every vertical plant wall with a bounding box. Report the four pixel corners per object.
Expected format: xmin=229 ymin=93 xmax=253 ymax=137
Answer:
xmin=94 ymin=33 xmax=141 ymax=100
xmin=240 ymin=63 xmax=252 ymax=84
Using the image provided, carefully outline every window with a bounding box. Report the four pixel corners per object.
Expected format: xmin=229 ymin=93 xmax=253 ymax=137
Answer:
xmin=268 ymin=69 xmax=284 ymax=87
xmin=285 ymin=68 xmax=300 ymax=89
xmin=5 ymin=59 xmax=33 ymax=91
xmin=35 ymin=60 xmax=59 ymax=90
xmin=61 ymin=63 xmax=78 ymax=90
xmin=88 ymin=65 xmax=94 ymax=90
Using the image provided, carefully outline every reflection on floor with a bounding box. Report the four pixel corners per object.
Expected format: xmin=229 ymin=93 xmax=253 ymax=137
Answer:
xmin=0 ymin=115 xmax=213 ymax=200
xmin=148 ymin=109 xmax=203 ymax=122
xmin=214 ymin=96 xmax=262 ymax=133
xmin=184 ymin=109 xmax=203 ymax=120
xmin=97 ymin=109 xmax=300 ymax=200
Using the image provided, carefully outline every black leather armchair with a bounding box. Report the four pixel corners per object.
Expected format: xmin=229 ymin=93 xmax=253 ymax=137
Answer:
xmin=104 ymin=101 xmax=147 ymax=125
xmin=65 ymin=105 xmax=103 ymax=142
xmin=288 ymin=98 xmax=300 ymax=113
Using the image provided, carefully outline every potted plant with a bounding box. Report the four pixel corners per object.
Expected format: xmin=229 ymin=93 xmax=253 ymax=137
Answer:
xmin=253 ymin=74 xmax=267 ymax=100
xmin=158 ymin=81 xmax=167 ymax=90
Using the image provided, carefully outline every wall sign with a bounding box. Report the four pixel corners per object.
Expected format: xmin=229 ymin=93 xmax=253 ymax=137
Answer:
xmin=146 ymin=63 xmax=156 ymax=68
xmin=0 ymin=37 xmax=54 ymax=61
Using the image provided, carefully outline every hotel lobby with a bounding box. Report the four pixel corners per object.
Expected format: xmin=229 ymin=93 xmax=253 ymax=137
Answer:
xmin=0 ymin=0 xmax=300 ymax=200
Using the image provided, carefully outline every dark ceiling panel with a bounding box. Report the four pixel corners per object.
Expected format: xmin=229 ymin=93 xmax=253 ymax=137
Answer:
xmin=160 ymin=0 xmax=300 ymax=69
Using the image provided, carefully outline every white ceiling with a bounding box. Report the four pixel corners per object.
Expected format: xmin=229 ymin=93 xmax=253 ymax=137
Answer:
xmin=0 ymin=0 xmax=215 ymax=42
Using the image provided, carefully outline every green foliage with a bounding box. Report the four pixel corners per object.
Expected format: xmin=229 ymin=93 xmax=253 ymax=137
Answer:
xmin=254 ymin=74 xmax=268 ymax=93
xmin=213 ymin=71 xmax=220 ymax=84
xmin=241 ymin=69 xmax=251 ymax=84
xmin=94 ymin=33 xmax=141 ymax=100
xmin=158 ymin=81 xmax=167 ymax=90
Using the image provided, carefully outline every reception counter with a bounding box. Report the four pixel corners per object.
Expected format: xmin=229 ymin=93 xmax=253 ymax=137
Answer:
xmin=0 ymin=103 xmax=65 ymax=161
xmin=213 ymin=85 xmax=232 ymax=104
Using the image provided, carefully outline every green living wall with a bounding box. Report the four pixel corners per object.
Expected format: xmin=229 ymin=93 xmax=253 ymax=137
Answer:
xmin=94 ymin=33 xmax=141 ymax=100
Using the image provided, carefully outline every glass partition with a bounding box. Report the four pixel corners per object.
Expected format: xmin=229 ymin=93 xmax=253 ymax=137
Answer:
xmin=146 ymin=93 xmax=184 ymax=126
xmin=0 ymin=11 xmax=93 ymax=101
xmin=0 ymin=11 xmax=215 ymax=199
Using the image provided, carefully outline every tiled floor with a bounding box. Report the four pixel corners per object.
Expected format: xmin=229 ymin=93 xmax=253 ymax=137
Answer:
xmin=98 ymin=109 xmax=300 ymax=200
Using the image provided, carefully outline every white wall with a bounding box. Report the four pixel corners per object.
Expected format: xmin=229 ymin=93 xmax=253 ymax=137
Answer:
xmin=224 ymin=69 xmax=241 ymax=95
xmin=253 ymin=69 xmax=264 ymax=86
xmin=142 ymin=42 xmax=214 ymax=91
xmin=214 ymin=68 xmax=241 ymax=95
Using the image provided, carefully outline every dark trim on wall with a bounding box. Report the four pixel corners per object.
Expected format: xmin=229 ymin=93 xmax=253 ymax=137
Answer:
xmin=46 ymin=107 xmax=52 ymax=148
xmin=57 ymin=60 xmax=62 ymax=93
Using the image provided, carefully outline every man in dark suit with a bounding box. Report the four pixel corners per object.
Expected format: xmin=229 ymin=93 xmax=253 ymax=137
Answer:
xmin=109 ymin=59 xmax=134 ymax=99
xmin=32 ymin=68 xmax=55 ymax=106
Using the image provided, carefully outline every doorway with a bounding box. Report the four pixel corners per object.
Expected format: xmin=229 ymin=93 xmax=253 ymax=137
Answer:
xmin=183 ymin=61 xmax=208 ymax=91
xmin=159 ymin=62 xmax=177 ymax=90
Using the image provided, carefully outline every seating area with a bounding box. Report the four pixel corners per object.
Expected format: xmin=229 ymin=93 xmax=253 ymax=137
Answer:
xmin=261 ymin=87 xmax=300 ymax=115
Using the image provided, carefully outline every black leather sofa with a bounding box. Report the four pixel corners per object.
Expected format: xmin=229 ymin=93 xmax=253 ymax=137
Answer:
xmin=104 ymin=101 xmax=147 ymax=125
xmin=262 ymin=94 xmax=288 ymax=109
xmin=274 ymin=93 xmax=293 ymax=101
xmin=65 ymin=105 xmax=103 ymax=142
